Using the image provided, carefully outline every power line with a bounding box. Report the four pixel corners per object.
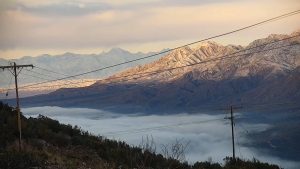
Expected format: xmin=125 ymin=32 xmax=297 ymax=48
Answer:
xmin=241 ymin=101 xmax=300 ymax=108
xmin=11 ymin=43 xmax=297 ymax=108
xmin=1 ymin=68 xmax=91 ymax=93
xmin=242 ymin=103 xmax=300 ymax=112
xmin=234 ymin=125 xmax=244 ymax=159
xmin=102 ymin=118 xmax=225 ymax=136
xmin=17 ymin=35 xmax=300 ymax=90
xmin=23 ymin=66 xmax=85 ymax=89
xmin=34 ymin=66 xmax=70 ymax=77
xmin=15 ymin=10 xmax=300 ymax=89
xmin=24 ymin=68 xmax=59 ymax=80
xmin=0 ymin=76 xmax=13 ymax=98
xmin=20 ymin=72 xmax=55 ymax=82
xmin=8 ymin=42 xmax=298 ymax=106
xmin=101 ymin=103 xmax=292 ymax=137
xmin=103 ymin=101 xmax=298 ymax=136
xmin=1 ymin=44 xmax=298 ymax=116
xmin=23 ymin=68 xmax=84 ymax=87
xmin=13 ymin=100 xmax=295 ymax=137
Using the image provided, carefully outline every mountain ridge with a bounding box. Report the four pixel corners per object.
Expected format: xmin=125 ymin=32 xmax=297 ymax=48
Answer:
xmin=0 ymin=48 xmax=167 ymax=88
xmin=3 ymin=31 xmax=300 ymax=112
xmin=102 ymin=32 xmax=299 ymax=85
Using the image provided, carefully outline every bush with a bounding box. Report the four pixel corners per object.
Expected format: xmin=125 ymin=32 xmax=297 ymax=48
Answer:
xmin=0 ymin=151 xmax=47 ymax=169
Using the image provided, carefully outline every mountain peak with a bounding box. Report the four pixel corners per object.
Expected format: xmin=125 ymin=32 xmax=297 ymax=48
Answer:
xmin=107 ymin=47 xmax=129 ymax=54
xmin=248 ymin=33 xmax=291 ymax=47
xmin=291 ymin=29 xmax=300 ymax=36
xmin=267 ymin=33 xmax=289 ymax=39
xmin=194 ymin=41 xmax=222 ymax=49
xmin=62 ymin=52 xmax=76 ymax=55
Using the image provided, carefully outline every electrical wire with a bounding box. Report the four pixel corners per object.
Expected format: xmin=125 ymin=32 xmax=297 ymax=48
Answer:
xmin=24 ymin=68 xmax=84 ymax=87
xmin=34 ymin=66 xmax=70 ymax=77
xmin=103 ymin=118 xmax=225 ymax=136
xmin=24 ymin=68 xmax=59 ymax=80
xmin=20 ymin=72 xmax=55 ymax=82
xmin=10 ymin=42 xmax=298 ymax=105
xmin=242 ymin=102 xmax=300 ymax=112
xmin=234 ymin=124 xmax=244 ymax=159
xmin=102 ymin=102 xmax=297 ymax=137
xmin=13 ymin=10 xmax=300 ymax=89
xmin=16 ymin=35 xmax=300 ymax=90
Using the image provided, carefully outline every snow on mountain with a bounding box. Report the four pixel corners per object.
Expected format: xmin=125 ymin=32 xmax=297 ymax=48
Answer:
xmin=4 ymin=31 xmax=300 ymax=111
xmin=0 ymin=48 xmax=166 ymax=88
xmin=104 ymin=32 xmax=299 ymax=85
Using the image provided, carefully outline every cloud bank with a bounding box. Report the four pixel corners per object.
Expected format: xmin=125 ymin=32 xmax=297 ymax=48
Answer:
xmin=22 ymin=106 xmax=300 ymax=169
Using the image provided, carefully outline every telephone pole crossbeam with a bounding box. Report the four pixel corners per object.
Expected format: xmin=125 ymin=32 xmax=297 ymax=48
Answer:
xmin=0 ymin=62 xmax=33 ymax=151
xmin=1 ymin=64 xmax=34 ymax=70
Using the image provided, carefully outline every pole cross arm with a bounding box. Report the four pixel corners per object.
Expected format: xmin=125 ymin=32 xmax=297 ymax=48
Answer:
xmin=218 ymin=105 xmax=243 ymax=111
xmin=0 ymin=64 xmax=33 ymax=70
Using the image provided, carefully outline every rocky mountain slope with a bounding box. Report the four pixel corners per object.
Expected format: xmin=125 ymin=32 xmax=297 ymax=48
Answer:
xmin=106 ymin=32 xmax=299 ymax=84
xmin=5 ymin=31 xmax=300 ymax=112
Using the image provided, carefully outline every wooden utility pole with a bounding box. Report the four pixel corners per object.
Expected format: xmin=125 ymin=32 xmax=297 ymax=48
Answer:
xmin=224 ymin=105 xmax=242 ymax=162
xmin=1 ymin=62 xmax=33 ymax=151
xmin=230 ymin=105 xmax=235 ymax=161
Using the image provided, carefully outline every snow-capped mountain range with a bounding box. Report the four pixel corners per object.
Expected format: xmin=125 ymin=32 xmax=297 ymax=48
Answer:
xmin=3 ymin=30 xmax=300 ymax=112
xmin=106 ymin=31 xmax=300 ymax=83
xmin=0 ymin=48 xmax=166 ymax=98
xmin=0 ymin=48 xmax=166 ymax=88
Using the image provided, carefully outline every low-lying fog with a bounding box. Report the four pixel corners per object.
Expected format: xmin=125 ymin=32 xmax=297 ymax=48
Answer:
xmin=23 ymin=106 xmax=300 ymax=169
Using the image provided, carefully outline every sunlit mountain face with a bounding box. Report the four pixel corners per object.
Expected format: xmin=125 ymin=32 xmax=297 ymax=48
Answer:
xmin=0 ymin=1 xmax=300 ymax=169
xmin=13 ymin=31 xmax=300 ymax=112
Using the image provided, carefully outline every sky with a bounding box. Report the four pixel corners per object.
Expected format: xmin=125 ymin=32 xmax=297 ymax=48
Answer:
xmin=0 ymin=0 xmax=299 ymax=59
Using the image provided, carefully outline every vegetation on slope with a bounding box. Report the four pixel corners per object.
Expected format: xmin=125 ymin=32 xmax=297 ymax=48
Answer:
xmin=0 ymin=102 xmax=282 ymax=169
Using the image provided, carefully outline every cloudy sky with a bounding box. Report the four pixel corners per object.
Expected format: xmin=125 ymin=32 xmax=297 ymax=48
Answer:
xmin=0 ymin=0 xmax=299 ymax=59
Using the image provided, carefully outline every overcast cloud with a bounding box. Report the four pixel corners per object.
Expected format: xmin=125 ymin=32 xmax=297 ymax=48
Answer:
xmin=0 ymin=0 xmax=299 ymax=59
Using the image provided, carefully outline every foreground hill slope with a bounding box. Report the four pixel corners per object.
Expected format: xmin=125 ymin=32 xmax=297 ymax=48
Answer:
xmin=0 ymin=102 xmax=282 ymax=169
xmin=15 ymin=31 xmax=300 ymax=112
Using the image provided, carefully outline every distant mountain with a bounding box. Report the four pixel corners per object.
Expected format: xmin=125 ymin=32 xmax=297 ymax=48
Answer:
xmin=107 ymin=33 xmax=299 ymax=83
xmin=0 ymin=48 xmax=167 ymax=88
xmin=5 ymin=31 xmax=300 ymax=112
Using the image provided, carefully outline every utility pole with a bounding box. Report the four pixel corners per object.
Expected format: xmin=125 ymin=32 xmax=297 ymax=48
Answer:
xmin=224 ymin=105 xmax=242 ymax=162
xmin=1 ymin=62 xmax=33 ymax=151
xmin=230 ymin=105 xmax=235 ymax=161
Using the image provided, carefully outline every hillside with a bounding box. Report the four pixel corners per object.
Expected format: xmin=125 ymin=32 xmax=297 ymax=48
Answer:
xmin=0 ymin=102 xmax=282 ymax=169
xmin=13 ymin=31 xmax=300 ymax=112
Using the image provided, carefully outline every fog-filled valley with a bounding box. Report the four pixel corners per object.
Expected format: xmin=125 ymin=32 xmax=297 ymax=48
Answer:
xmin=22 ymin=106 xmax=300 ymax=169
